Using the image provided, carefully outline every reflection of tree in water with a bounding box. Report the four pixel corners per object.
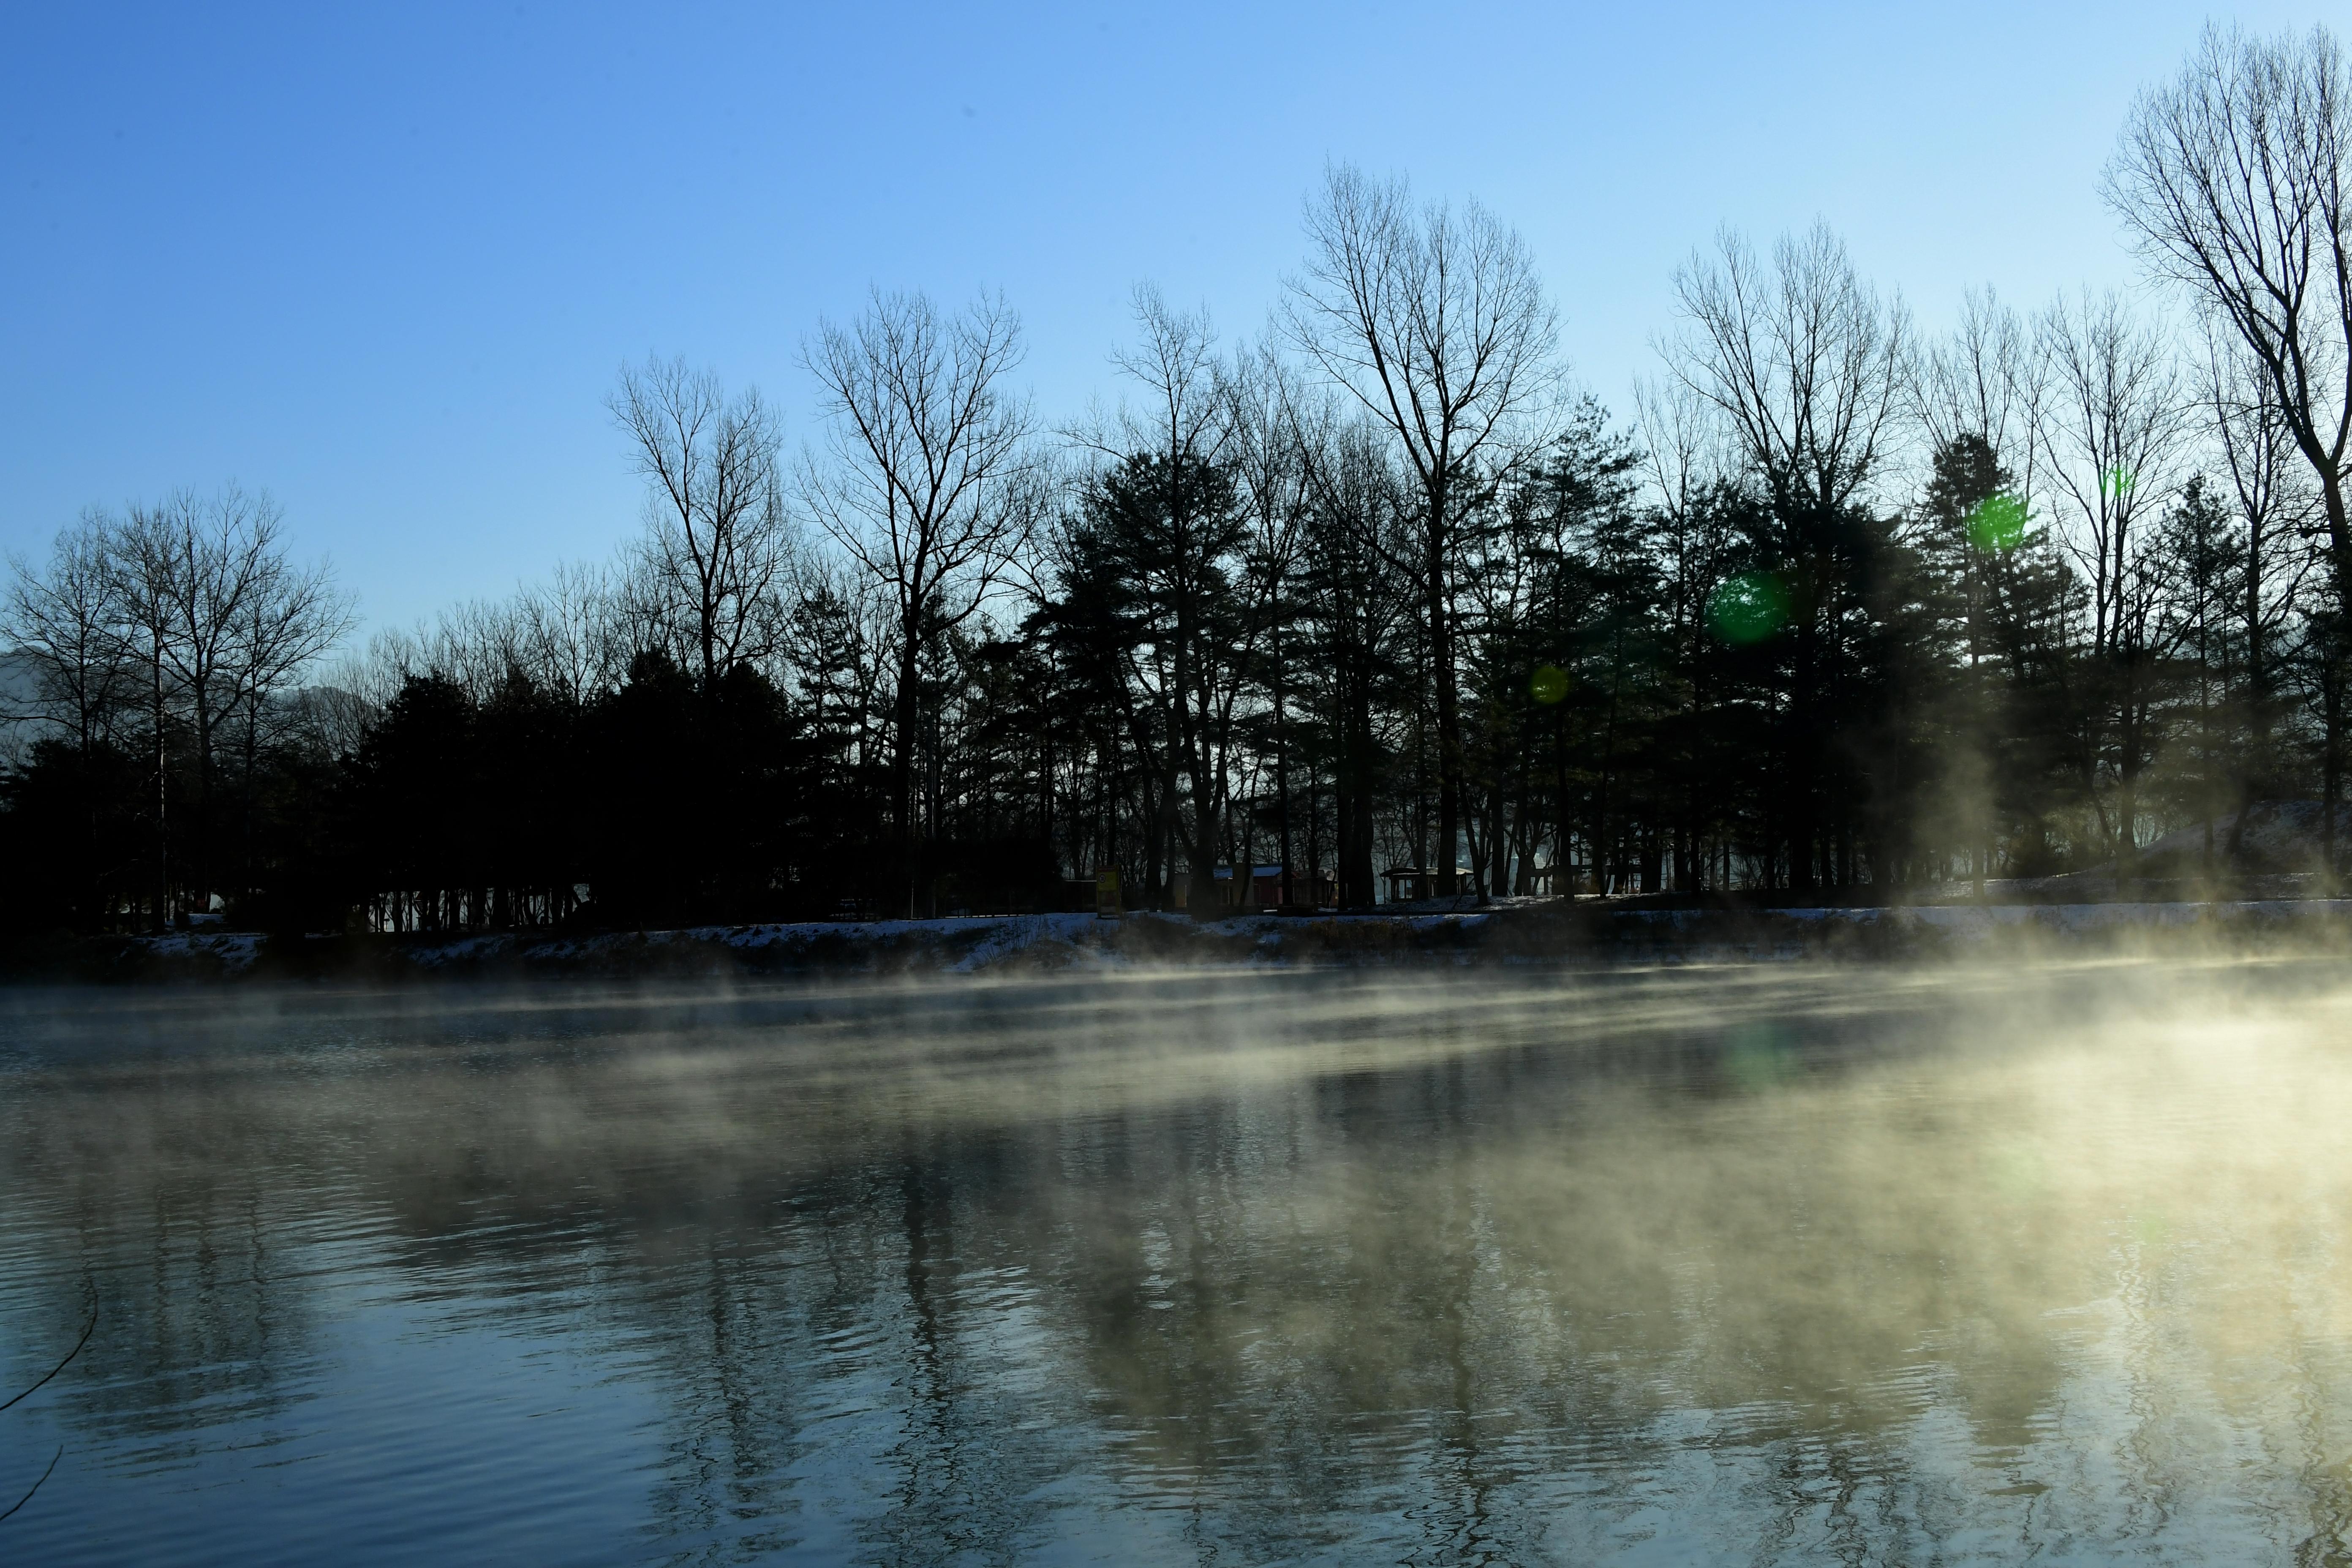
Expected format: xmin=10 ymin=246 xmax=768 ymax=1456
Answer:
xmin=7 ymin=970 xmax=2352 ymax=1559
xmin=0 ymin=1305 xmax=91 ymax=1524
xmin=2 ymin=1087 xmax=324 ymax=1457
xmin=851 ymin=1143 xmax=1069 ymax=1567
xmin=936 ymin=980 xmax=2352 ymax=1558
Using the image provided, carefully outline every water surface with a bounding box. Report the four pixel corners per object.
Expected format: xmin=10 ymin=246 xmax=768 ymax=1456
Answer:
xmin=3 ymin=961 xmax=2351 ymax=1564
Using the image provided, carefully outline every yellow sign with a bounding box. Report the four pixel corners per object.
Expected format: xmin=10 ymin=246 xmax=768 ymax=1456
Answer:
xmin=1094 ymin=865 xmax=1122 ymax=920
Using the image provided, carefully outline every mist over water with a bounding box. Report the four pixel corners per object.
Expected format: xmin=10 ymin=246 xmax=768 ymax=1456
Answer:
xmin=3 ymin=962 xmax=2351 ymax=1564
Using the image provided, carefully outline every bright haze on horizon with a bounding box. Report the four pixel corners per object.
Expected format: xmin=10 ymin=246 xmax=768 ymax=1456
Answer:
xmin=0 ymin=0 xmax=2316 ymax=637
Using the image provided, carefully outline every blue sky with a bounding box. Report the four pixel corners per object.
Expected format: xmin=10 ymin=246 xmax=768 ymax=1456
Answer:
xmin=0 ymin=2 xmax=2317 ymax=636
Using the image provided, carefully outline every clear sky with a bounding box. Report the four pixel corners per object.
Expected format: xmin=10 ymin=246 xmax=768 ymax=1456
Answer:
xmin=0 ymin=2 xmax=2319 ymax=638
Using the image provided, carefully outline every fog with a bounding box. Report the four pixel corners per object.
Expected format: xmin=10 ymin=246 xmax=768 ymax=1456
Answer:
xmin=4 ymin=960 xmax=2351 ymax=1563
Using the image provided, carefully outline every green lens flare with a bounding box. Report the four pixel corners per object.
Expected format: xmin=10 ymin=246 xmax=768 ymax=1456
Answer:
xmin=1967 ymin=491 xmax=2027 ymax=551
xmin=1724 ymin=1023 xmax=1796 ymax=1091
xmin=1706 ymin=572 xmax=1789 ymax=645
xmin=2101 ymin=466 xmax=2136 ymax=500
xmin=1530 ymin=664 xmax=1568 ymax=705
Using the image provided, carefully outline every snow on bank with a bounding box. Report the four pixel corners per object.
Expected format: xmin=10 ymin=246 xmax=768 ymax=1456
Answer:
xmin=130 ymin=931 xmax=267 ymax=973
xmin=96 ymin=899 xmax=2352 ymax=980
xmin=379 ymin=908 xmax=1515 ymax=974
xmin=395 ymin=912 xmax=1125 ymax=974
xmin=1614 ymin=900 xmax=2352 ymax=936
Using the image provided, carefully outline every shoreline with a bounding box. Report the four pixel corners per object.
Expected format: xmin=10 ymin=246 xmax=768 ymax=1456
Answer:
xmin=11 ymin=898 xmax=2352 ymax=983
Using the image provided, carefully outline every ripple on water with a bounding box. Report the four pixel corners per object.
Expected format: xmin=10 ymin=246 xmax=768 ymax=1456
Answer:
xmin=3 ymin=964 xmax=2352 ymax=1563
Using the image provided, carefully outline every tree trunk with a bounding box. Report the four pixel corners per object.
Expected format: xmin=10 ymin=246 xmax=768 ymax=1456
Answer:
xmin=1341 ymin=652 xmax=1377 ymax=909
xmin=151 ymin=637 xmax=169 ymax=932
xmin=1274 ymin=640 xmax=1293 ymax=907
xmin=893 ymin=631 xmax=921 ymax=917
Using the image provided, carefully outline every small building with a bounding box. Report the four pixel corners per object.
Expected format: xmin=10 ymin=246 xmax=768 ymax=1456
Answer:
xmin=1213 ymin=866 xmax=1337 ymax=910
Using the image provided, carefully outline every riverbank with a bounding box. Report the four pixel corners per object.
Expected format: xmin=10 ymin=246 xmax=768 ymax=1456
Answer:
xmin=12 ymin=896 xmax=2352 ymax=981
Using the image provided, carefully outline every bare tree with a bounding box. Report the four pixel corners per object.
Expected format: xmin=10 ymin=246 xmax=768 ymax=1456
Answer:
xmin=1633 ymin=373 xmax=1737 ymax=647
xmin=4 ymin=514 xmax=126 ymax=758
xmin=781 ymin=561 xmax=885 ymax=798
xmin=4 ymin=516 xmax=132 ymax=920
xmin=610 ymin=357 xmax=793 ymax=688
xmin=1911 ymin=289 xmax=2050 ymax=694
xmin=2036 ymin=289 xmax=2191 ymax=865
xmin=1284 ymin=163 xmax=1562 ymax=897
xmin=2108 ymin=23 xmax=2352 ymax=608
xmin=1903 ymin=291 xmax=2050 ymax=896
xmin=1224 ymin=340 xmax=1315 ymax=905
xmin=1661 ymin=222 xmax=1910 ymax=887
xmin=1664 ymin=223 xmax=1911 ymax=517
xmin=436 ymin=600 xmax=525 ymax=703
xmin=1631 ymin=374 xmax=1744 ymax=889
xmin=122 ymin=492 xmax=253 ymax=916
xmin=224 ymin=528 xmax=354 ymax=901
xmin=1286 ymin=388 xmax=1416 ymax=908
xmin=801 ymin=289 xmax=1037 ymax=911
xmin=101 ymin=485 xmax=348 ymax=923
xmin=325 ymin=560 xmax=614 ymax=750
xmin=2202 ymin=326 xmax=2322 ymax=844
xmin=1094 ymin=283 xmax=1231 ymax=471
xmin=2038 ymin=292 xmax=2188 ymax=659
xmin=1915 ymin=286 xmax=2048 ymax=500
xmin=514 ymin=560 xmax=629 ymax=706
xmin=1080 ymin=286 xmax=1251 ymax=915
xmin=108 ymin=507 xmax=184 ymax=926
xmin=294 ymin=681 xmax=378 ymax=765
xmin=347 ymin=600 xmax=507 ymax=709
xmin=334 ymin=626 xmax=424 ymax=715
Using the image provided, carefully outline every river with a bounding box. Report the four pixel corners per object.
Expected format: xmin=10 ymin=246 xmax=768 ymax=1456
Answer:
xmin=2 ymin=960 xmax=2349 ymax=1563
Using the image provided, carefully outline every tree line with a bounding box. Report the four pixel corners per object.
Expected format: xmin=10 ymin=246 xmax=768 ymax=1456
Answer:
xmin=7 ymin=23 xmax=2352 ymax=934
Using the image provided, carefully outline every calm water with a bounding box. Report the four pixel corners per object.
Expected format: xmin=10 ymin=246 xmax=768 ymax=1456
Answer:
xmin=4 ymin=961 xmax=2352 ymax=1564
